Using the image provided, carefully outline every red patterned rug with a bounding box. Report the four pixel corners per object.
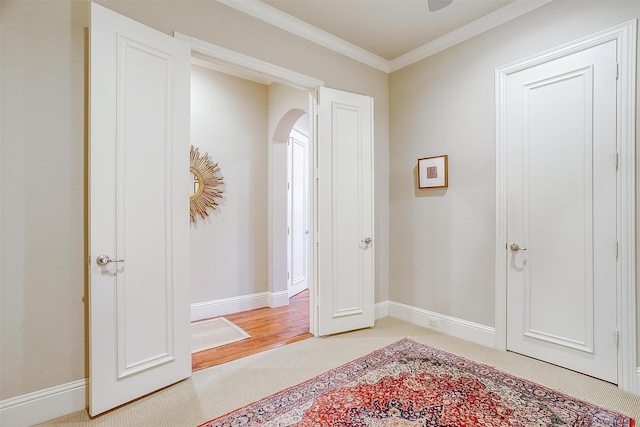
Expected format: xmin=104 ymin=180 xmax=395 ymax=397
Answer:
xmin=200 ymin=338 xmax=634 ymax=427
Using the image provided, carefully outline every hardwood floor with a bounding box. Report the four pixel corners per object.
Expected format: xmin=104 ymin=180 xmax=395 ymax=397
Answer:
xmin=192 ymin=290 xmax=313 ymax=371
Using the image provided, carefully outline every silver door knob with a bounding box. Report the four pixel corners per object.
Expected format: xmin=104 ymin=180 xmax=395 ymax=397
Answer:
xmin=361 ymin=237 xmax=372 ymax=245
xmin=510 ymin=243 xmax=527 ymax=252
xmin=96 ymin=254 xmax=125 ymax=266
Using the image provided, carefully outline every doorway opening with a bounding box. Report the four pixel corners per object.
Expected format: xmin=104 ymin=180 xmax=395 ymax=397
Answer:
xmin=188 ymin=58 xmax=314 ymax=370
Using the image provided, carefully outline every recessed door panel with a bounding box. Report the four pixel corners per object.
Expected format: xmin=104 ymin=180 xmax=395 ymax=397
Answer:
xmin=505 ymin=41 xmax=618 ymax=383
xmin=90 ymin=3 xmax=191 ymax=415
xmin=318 ymin=87 xmax=374 ymax=336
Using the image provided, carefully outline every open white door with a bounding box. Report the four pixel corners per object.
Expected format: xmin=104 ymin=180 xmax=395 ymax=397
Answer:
xmin=89 ymin=3 xmax=191 ymax=416
xmin=317 ymin=87 xmax=374 ymax=336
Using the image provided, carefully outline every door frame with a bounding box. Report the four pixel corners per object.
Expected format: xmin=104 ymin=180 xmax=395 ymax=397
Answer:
xmin=494 ymin=20 xmax=637 ymax=392
xmin=174 ymin=32 xmax=323 ymax=336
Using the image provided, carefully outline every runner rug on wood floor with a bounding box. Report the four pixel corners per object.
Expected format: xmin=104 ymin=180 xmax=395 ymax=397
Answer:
xmin=200 ymin=338 xmax=634 ymax=427
xmin=191 ymin=317 xmax=250 ymax=354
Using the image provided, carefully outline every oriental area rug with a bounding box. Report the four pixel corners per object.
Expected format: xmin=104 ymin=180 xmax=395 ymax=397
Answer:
xmin=200 ymin=338 xmax=634 ymax=427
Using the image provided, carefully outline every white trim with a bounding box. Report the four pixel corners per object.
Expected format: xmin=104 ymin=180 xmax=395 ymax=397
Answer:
xmin=175 ymin=32 xmax=324 ymax=90
xmin=190 ymin=292 xmax=268 ymax=322
xmin=495 ymin=20 xmax=637 ymax=394
xmin=388 ymin=301 xmax=495 ymax=348
xmin=375 ymin=300 xmax=390 ymax=319
xmin=389 ymin=0 xmax=552 ymax=72
xmin=636 ymin=368 xmax=640 ymax=395
xmin=268 ymin=290 xmax=290 ymax=308
xmin=0 ymin=379 xmax=87 ymax=427
xmin=215 ymin=0 xmax=389 ymax=73
xmin=216 ymin=0 xmax=550 ymax=73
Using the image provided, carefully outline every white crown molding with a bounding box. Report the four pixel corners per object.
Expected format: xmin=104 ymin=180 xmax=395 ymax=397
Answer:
xmin=216 ymin=0 xmax=390 ymax=72
xmin=217 ymin=0 xmax=552 ymax=74
xmin=389 ymin=0 xmax=552 ymax=72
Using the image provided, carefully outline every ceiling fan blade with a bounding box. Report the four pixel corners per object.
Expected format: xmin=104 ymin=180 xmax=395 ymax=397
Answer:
xmin=427 ymin=0 xmax=453 ymax=12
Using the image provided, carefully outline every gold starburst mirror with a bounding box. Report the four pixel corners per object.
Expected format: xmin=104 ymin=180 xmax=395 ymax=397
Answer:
xmin=190 ymin=145 xmax=224 ymax=222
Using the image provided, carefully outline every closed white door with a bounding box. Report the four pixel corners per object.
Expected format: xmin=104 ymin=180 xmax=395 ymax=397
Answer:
xmin=89 ymin=3 xmax=191 ymax=415
xmin=288 ymin=132 xmax=309 ymax=298
xmin=317 ymin=87 xmax=374 ymax=336
xmin=505 ymin=41 xmax=618 ymax=382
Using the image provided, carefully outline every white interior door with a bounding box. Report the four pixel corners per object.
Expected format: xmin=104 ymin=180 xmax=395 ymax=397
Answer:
xmin=288 ymin=130 xmax=309 ymax=298
xmin=317 ymin=87 xmax=374 ymax=336
xmin=505 ymin=40 xmax=618 ymax=383
xmin=89 ymin=3 xmax=191 ymax=416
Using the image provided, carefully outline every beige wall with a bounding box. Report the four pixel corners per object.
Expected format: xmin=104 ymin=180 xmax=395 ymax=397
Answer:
xmin=389 ymin=0 xmax=639 ymax=348
xmin=0 ymin=0 xmax=389 ymax=400
xmin=190 ymin=65 xmax=269 ymax=302
xmin=1 ymin=0 xmax=87 ymax=400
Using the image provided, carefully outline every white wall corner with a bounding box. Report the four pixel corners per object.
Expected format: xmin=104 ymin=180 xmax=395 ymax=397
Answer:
xmin=0 ymin=379 xmax=87 ymax=427
xmin=190 ymin=292 xmax=268 ymax=321
xmin=267 ymin=290 xmax=290 ymax=308
xmin=387 ymin=301 xmax=495 ymax=348
xmin=374 ymin=300 xmax=390 ymax=319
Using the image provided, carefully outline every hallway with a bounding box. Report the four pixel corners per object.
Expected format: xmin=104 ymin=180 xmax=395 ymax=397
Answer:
xmin=192 ymin=290 xmax=312 ymax=371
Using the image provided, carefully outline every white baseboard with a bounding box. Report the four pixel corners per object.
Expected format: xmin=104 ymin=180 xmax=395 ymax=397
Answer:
xmin=190 ymin=292 xmax=268 ymax=321
xmin=374 ymin=300 xmax=390 ymax=319
xmin=268 ymin=290 xmax=289 ymax=308
xmin=387 ymin=301 xmax=496 ymax=348
xmin=0 ymin=379 xmax=86 ymax=427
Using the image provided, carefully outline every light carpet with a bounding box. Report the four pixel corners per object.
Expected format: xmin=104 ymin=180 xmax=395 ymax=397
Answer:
xmin=35 ymin=318 xmax=640 ymax=426
xmin=191 ymin=317 xmax=250 ymax=353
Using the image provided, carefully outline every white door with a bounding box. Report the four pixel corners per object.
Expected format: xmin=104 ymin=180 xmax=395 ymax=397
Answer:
xmin=317 ymin=87 xmax=374 ymax=336
xmin=505 ymin=40 xmax=618 ymax=382
xmin=288 ymin=131 xmax=309 ymax=298
xmin=89 ymin=3 xmax=191 ymax=416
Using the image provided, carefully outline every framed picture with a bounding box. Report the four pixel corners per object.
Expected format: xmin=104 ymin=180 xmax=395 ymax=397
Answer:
xmin=418 ymin=155 xmax=448 ymax=189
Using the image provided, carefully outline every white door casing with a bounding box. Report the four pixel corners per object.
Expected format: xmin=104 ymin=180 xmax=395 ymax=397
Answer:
xmin=496 ymin=20 xmax=637 ymax=392
xmin=89 ymin=3 xmax=191 ymax=416
xmin=317 ymin=87 xmax=375 ymax=336
xmin=288 ymin=130 xmax=310 ymax=298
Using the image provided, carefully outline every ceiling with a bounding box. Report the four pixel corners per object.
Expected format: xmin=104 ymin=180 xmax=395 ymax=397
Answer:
xmin=218 ymin=0 xmax=551 ymax=72
xmin=261 ymin=0 xmax=513 ymax=61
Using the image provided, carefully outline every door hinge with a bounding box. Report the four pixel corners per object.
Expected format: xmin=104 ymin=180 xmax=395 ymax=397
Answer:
xmin=616 ymin=63 xmax=620 ymax=80
xmin=288 ymin=182 xmax=290 ymax=190
xmin=287 ymin=227 xmax=290 ymax=235
xmin=288 ymin=271 xmax=290 ymax=279
xmin=616 ymin=330 xmax=620 ymax=347
xmin=615 ymin=152 xmax=619 ymax=170
xmin=616 ymin=241 xmax=619 ymax=258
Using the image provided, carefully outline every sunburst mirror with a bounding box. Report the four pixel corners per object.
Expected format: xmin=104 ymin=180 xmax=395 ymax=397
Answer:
xmin=190 ymin=145 xmax=224 ymax=222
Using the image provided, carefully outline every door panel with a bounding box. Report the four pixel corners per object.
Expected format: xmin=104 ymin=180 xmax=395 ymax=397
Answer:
xmin=90 ymin=3 xmax=191 ymax=415
xmin=317 ymin=87 xmax=374 ymax=336
xmin=289 ymin=134 xmax=309 ymax=297
xmin=505 ymin=41 xmax=617 ymax=382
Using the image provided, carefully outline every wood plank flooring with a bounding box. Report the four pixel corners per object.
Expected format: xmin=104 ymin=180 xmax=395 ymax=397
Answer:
xmin=192 ymin=290 xmax=313 ymax=371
